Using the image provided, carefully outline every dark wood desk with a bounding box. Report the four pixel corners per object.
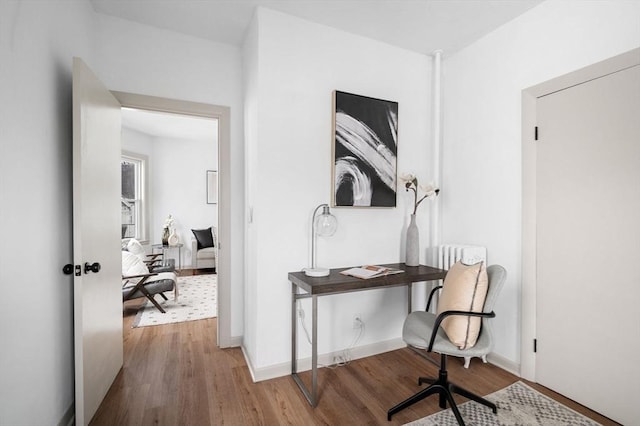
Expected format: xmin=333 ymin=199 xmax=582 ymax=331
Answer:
xmin=289 ymin=263 xmax=447 ymax=407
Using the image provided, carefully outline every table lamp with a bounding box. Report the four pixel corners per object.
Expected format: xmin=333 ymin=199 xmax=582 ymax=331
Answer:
xmin=305 ymin=203 xmax=338 ymax=277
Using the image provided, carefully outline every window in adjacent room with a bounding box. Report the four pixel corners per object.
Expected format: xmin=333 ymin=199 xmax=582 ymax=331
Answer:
xmin=121 ymin=151 xmax=148 ymax=242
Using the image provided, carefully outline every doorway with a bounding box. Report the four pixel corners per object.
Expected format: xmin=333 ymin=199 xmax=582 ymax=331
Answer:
xmin=113 ymin=91 xmax=232 ymax=347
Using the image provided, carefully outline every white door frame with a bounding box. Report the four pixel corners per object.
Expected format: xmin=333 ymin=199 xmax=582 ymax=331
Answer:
xmin=520 ymin=48 xmax=640 ymax=380
xmin=112 ymin=91 xmax=233 ymax=347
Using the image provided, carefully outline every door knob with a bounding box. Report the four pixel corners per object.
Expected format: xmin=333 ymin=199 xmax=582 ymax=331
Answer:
xmin=84 ymin=262 xmax=101 ymax=274
xmin=63 ymin=264 xmax=82 ymax=276
xmin=63 ymin=264 xmax=74 ymax=275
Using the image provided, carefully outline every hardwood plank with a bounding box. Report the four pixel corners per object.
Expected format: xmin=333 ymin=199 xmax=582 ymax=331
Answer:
xmin=91 ymin=303 xmax=619 ymax=426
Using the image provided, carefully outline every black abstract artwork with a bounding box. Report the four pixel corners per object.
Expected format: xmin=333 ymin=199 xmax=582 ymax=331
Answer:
xmin=332 ymin=91 xmax=398 ymax=207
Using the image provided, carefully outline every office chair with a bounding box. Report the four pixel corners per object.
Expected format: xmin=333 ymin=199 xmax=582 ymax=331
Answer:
xmin=388 ymin=264 xmax=506 ymax=424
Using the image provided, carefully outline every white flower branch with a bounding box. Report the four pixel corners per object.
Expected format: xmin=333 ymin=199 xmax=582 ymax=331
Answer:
xmin=399 ymin=173 xmax=440 ymax=215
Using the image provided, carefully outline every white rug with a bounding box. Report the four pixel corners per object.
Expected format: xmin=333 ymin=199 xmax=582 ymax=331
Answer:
xmin=132 ymin=274 xmax=217 ymax=328
xmin=404 ymin=381 xmax=601 ymax=426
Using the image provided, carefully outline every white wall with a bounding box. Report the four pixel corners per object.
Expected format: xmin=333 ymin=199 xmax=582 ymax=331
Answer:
xmin=0 ymin=2 xmax=97 ymax=424
xmin=243 ymin=9 xmax=434 ymax=374
xmin=122 ymin=127 xmax=154 ymax=158
xmin=152 ymin=134 xmax=219 ymax=267
xmin=442 ymin=0 xmax=640 ymax=368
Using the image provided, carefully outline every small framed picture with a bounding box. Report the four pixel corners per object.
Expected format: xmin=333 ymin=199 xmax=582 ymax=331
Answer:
xmin=207 ymin=170 xmax=218 ymax=204
xmin=332 ymin=91 xmax=398 ymax=207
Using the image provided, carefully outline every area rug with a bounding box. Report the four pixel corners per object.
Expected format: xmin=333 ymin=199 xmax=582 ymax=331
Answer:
xmin=132 ymin=274 xmax=217 ymax=328
xmin=404 ymin=381 xmax=601 ymax=426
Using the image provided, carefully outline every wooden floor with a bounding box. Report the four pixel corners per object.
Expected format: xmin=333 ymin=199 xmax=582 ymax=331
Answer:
xmin=92 ymin=284 xmax=617 ymax=425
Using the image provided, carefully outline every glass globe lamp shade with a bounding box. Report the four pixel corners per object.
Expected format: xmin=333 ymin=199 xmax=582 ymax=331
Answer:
xmin=315 ymin=206 xmax=337 ymax=237
xmin=305 ymin=204 xmax=338 ymax=277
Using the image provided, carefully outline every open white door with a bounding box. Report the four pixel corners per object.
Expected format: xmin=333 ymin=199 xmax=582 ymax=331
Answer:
xmin=72 ymin=57 xmax=123 ymax=426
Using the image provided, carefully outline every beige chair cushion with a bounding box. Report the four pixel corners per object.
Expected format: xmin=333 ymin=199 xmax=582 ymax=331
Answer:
xmin=196 ymin=247 xmax=216 ymax=260
xmin=436 ymin=261 xmax=488 ymax=350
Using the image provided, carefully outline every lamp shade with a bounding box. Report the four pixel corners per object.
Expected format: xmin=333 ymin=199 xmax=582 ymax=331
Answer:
xmin=314 ymin=205 xmax=337 ymax=237
xmin=305 ymin=204 xmax=338 ymax=277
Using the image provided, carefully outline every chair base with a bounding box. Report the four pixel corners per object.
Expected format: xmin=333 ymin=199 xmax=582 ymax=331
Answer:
xmin=387 ymin=354 xmax=497 ymax=425
xmin=143 ymin=292 xmax=167 ymax=313
xmin=124 ymin=288 xmax=169 ymax=314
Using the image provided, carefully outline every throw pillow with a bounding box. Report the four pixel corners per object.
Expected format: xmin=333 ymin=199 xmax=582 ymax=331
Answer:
xmin=122 ymin=251 xmax=149 ymax=279
xmin=192 ymin=227 xmax=214 ymax=250
xmin=126 ymin=238 xmax=145 ymax=259
xmin=436 ymin=261 xmax=489 ymax=350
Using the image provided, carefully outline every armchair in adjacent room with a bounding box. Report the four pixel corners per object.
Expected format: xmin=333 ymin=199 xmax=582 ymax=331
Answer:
xmin=191 ymin=226 xmax=217 ymax=270
xmin=126 ymin=238 xmax=175 ymax=272
xmin=121 ymin=250 xmax=177 ymax=313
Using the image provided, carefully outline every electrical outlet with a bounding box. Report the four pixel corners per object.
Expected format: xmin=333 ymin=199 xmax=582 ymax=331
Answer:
xmin=352 ymin=314 xmax=363 ymax=329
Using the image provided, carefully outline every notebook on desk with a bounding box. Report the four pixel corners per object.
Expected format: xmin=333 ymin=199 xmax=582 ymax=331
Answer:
xmin=340 ymin=265 xmax=404 ymax=279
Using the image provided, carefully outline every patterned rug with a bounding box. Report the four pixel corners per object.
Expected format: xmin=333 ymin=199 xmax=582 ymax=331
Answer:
xmin=405 ymin=381 xmax=601 ymax=426
xmin=132 ymin=274 xmax=217 ymax=328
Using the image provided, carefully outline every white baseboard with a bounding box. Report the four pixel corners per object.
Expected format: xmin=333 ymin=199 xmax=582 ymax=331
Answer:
xmin=240 ymin=339 xmax=521 ymax=383
xmin=487 ymin=352 xmax=520 ymax=376
xmin=57 ymin=402 xmax=74 ymax=426
xmin=242 ymin=338 xmax=407 ymax=382
xmin=240 ymin=344 xmax=258 ymax=382
xmin=228 ymin=335 xmax=243 ymax=347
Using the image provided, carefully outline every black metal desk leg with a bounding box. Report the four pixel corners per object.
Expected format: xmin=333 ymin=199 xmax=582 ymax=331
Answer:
xmin=291 ymin=284 xmax=317 ymax=406
xmin=311 ymin=294 xmax=318 ymax=406
xmin=291 ymin=282 xmax=297 ymax=376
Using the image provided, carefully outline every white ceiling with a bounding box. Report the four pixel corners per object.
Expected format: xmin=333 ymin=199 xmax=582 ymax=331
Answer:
xmin=121 ymin=108 xmax=217 ymax=141
xmin=90 ymin=0 xmax=543 ymax=56
xmin=108 ymin=0 xmax=543 ymax=137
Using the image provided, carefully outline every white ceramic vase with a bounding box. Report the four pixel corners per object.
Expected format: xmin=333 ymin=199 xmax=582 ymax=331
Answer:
xmin=406 ymin=214 xmax=419 ymax=266
xmin=168 ymin=228 xmax=179 ymax=246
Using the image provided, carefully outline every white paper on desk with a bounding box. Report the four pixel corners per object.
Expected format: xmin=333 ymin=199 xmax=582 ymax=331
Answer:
xmin=340 ymin=265 xmax=404 ymax=279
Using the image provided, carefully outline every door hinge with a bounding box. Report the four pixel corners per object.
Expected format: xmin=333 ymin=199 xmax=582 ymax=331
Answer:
xmin=533 ymin=338 xmax=537 ymax=353
xmin=534 ymin=126 xmax=539 ymax=141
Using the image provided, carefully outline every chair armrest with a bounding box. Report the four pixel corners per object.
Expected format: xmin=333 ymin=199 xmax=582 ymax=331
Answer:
xmin=145 ymin=253 xmax=162 ymax=260
xmin=123 ymin=271 xmax=163 ymax=291
xmin=122 ymin=272 xmax=159 ymax=280
xmin=426 ymin=285 xmax=443 ymax=311
xmin=122 ymin=272 xmax=159 ymax=286
xmin=427 ymin=309 xmax=496 ymax=352
xmin=191 ymin=237 xmax=198 ymax=266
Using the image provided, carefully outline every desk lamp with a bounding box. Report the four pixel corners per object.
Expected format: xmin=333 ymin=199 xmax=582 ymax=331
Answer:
xmin=305 ymin=203 xmax=338 ymax=277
